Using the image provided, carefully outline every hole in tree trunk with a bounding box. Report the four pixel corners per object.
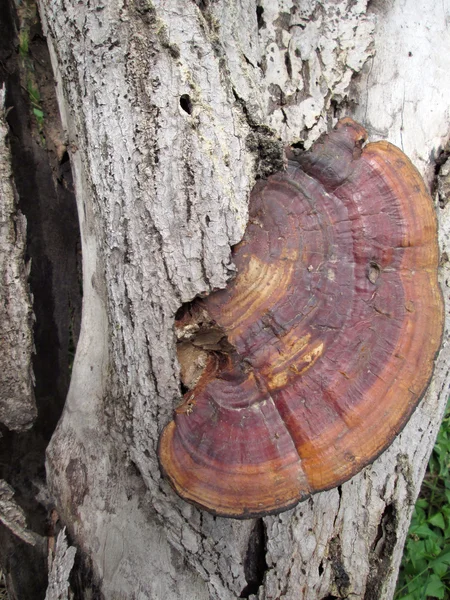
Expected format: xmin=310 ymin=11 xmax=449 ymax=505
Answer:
xmin=174 ymin=299 xmax=234 ymax=394
xmin=179 ymin=94 xmax=193 ymax=115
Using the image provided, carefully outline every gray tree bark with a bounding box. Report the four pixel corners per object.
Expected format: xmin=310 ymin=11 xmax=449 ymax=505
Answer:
xmin=0 ymin=87 xmax=36 ymax=432
xmin=16 ymin=0 xmax=450 ymax=598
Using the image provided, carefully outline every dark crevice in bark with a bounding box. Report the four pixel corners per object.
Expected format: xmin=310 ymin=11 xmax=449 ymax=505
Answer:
xmin=194 ymin=0 xmax=210 ymax=14
xmin=256 ymin=5 xmax=265 ymax=30
xmin=70 ymin=546 xmax=104 ymax=600
xmin=179 ymin=382 xmax=189 ymax=395
xmin=365 ymin=503 xmax=398 ymax=600
xmin=0 ymin=1 xmax=82 ymax=598
xmin=239 ymin=519 xmax=268 ymax=598
xmin=327 ymin=537 xmax=351 ymax=598
xmin=232 ymin=88 xmax=284 ymax=178
xmin=329 ymin=98 xmax=342 ymax=120
xmin=433 ymin=139 xmax=450 ymax=208
xmin=284 ymin=50 xmax=292 ymax=79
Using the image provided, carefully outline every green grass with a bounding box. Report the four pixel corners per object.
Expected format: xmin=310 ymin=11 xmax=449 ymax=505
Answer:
xmin=18 ymin=29 xmax=29 ymax=58
xmin=26 ymin=80 xmax=44 ymax=130
xmin=17 ymin=1 xmax=45 ymax=137
xmin=395 ymin=400 xmax=450 ymax=600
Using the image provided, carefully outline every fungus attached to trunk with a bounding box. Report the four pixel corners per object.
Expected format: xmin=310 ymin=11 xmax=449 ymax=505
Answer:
xmin=158 ymin=118 xmax=444 ymax=519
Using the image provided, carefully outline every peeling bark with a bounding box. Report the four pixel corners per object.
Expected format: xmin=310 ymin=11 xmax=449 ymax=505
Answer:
xmin=0 ymin=479 xmax=36 ymax=546
xmin=1 ymin=0 xmax=449 ymax=598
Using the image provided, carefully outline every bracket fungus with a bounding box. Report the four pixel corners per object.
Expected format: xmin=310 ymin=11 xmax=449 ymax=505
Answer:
xmin=158 ymin=118 xmax=444 ymax=519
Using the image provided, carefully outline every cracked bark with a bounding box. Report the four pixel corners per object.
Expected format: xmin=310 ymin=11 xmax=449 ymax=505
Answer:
xmin=1 ymin=0 xmax=450 ymax=599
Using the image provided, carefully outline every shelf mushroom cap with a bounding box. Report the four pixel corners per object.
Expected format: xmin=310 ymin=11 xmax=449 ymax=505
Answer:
xmin=158 ymin=118 xmax=444 ymax=519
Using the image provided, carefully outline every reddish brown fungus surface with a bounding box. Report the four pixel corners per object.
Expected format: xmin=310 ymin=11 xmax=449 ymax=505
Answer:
xmin=158 ymin=118 xmax=444 ymax=519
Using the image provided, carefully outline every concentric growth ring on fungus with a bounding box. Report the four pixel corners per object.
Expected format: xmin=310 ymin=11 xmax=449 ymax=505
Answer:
xmin=158 ymin=118 xmax=444 ymax=518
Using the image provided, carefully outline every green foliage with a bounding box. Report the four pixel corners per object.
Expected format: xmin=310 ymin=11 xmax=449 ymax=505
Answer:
xmin=26 ymin=80 xmax=44 ymax=129
xmin=18 ymin=28 xmax=29 ymax=58
xmin=395 ymin=401 xmax=450 ymax=600
xmin=17 ymin=4 xmax=45 ymax=136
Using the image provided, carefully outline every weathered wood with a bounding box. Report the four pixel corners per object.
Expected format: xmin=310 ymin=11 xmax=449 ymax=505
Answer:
xmin=0 ymin=4 xmax=83 ymax=597
xmin=45 ymin=529 xmax=76 ymax=600
xmin=0 ymin=87 xmax=36 ymax=432
xmin=0 ymin=479 xmax=36 ymax=546
xmin=36 ymin=0 xmax=450 ymax=598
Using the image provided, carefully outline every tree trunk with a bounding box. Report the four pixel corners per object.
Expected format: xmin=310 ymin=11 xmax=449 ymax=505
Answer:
xmin=2 ymin=0 xmax=450 ymax=598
